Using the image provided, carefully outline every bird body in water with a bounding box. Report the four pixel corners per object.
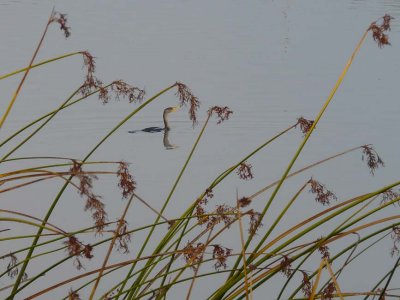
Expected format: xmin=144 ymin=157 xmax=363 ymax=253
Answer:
xmin=129 ymin=106 xmax=179 ymax=133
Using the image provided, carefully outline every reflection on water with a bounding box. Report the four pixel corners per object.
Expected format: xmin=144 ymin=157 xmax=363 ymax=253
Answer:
xmin=163 ymin=130 xmax=179 ymax=150
xmin=128 ymin=129 xmax=179 ymax=150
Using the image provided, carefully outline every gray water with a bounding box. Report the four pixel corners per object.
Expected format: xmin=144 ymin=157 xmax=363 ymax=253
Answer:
xmin=0 ymin=1 xmax=400 ymax=299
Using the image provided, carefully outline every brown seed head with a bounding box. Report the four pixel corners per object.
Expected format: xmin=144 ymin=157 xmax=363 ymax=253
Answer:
xmin=300 ymin=271 xmax=312 ymax=298
xmin=85 ymin=194 xmax=107 ymax=233
xmin=68 ymin=289 xmax=81 ymax=300
xmin=195 ymin=204 xmax=209 ymax=225
xmin=6 ymin=254 xmax=18 ymax=279
xmin=116 ymin=218 xmax=131 ymax=254
xmin=248 ymin=210 xmax=263 ymax=235
xmin=369 ymin=14 xmax=393 ymax=48
xmin=111 ymin=80 xmax=145 ymax=103
xmin=309 ymin=178 xmax=337 ymax=206
xmin=117 ymin=162 xmax=136 ymax=199
xmin=318 ymin=242 xmax=330 ymax=260
xmin=63 ymin=235 xmax=93 ymax=270
xmin=175 ymin=82 xmax=201 ymax=127
xmin=206 ymin=204 xmax=235 ymax=229
xmin=237 ymin=162 xmax=254 ymax=180
xmin=182 ymin=242 xmax=206 ymax=270
xmin=381 ymin=189 xmax=400 ymax=206
xmin=211 ymin=244 xmax=232 ymax=271
xmin=279 ymin=255 xmax=293 ymax=278
xmin=50 ymin=11 xmax=71 ymax=38
xmin=296 ymin=117 xmax=314 ymax=136
xmin=362 ymin=145 xmax=384 ymax=175
xmin=78 ymin=51 xmax=103 ymax=96
xmin=391 ymin=226 xmax=400 ymax=257
xmin=322 ymin=282 xmax=336 ymax=300
xmin=208 ymin=106 xmax=233 ymax=124
xmin=238 ymin=196 xmax=252 ymax=208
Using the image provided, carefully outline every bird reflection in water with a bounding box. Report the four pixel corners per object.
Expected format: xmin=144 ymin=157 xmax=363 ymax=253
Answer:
xmin=128 ymin=107 xmax=179 ymax=150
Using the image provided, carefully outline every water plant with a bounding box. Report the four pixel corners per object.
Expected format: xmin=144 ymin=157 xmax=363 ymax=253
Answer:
xmin=0 ymin=9 xmax=399 ymax=300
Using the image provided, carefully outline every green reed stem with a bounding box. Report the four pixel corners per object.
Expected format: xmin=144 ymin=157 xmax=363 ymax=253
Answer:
xmin=227 ymin=28 xmax=370 ymax=290
xmin=0 ymin=86 xmax=106 ymax=151
xmin=210 ymin=181 xmax=399 ymax=299
xmin=0 ymin=52 xmax=81 ymax=81
xmin=120 ymin=114 xmax=211 ymax=299
xmin=8 ymin=83 xmax=176 ymax=299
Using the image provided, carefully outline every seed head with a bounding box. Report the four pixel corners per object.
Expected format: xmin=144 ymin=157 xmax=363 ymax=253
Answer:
xmin=248 ymin=210 xmax=263 ymax=235
xmin=362 ymin=145 xmax=384 ymax=175
xmin=117 ymin=162 xmax=136 ymax=199
xmin=296 ymin=117 xmax=314 ymax=136
xmin=175 ymin=82 xmax=200 ymax=127
xmin=237 ymin=162 xmax=254 ymax=180
xmin=211 ymin=244 xmax=232 ymax=270
xmin=381 ymin=189 xmax=400 ymax=206
xmin=182 ymin=242 xmax=206 ymax=270
xmin=322 ymin=282 xmax=336 ymax=300
xmin=369 ymin=14 xmax=393 ymax=48
xmin=279 ymin=255 xmax=293 ymax=278
xmin=116 ymin=218 xmax=131 ymax=254
xmin=208 ymin=106 xmax=233 ymax=124
xmin=317 ymin=242 xmax=330 ymax=260
xmin=237 ymin=196 xmax=252 ymax=208
xmin=68 ymin=289 xmax=81 ymax=300
xmin=63 ymin=235 xmax=93 ymax=270
xmin=50 ymin=11 xmax=71 ymax=38
xmin=300 ymin=271 xmax=312 ymax=297
xmin=309 ymin=178 xmax=337 ymax=206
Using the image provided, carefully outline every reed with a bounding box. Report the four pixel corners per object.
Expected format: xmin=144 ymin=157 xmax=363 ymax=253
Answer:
xmin=0 ymin=9 xmax=398 ymax=300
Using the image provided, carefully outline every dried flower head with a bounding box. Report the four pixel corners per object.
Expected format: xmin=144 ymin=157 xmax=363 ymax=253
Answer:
xmin=85 ymin=194 xmax=107 ymax=233
xmin=117 ymin=162 xmax=136 ymax=199
xmin=68 ymin=289 xmax=81 ymax=300
xmin=237 ymin=162 xmax=254 ymax=180
xmin=279 ymin=255 xmax=293 ymax=278
xmin=238 ymin=196 xmax=252 ymax=208
xmin=5 ymin=254 xmax=18 ymax=279
xmin=381 ymin=189 xmax=400 ymax=206
xmin=175 ymin=82 xmax=200 ymax=127
xmin=195 ymin=204 xmax=209 ymax=225
xmin=182 ymin=242 xmax=206 ymax=270
xmin=248 ymin=210 xmax=263 ymax=235
xmin=208 ymin=106 xmax=233 ymax=124
xmin=361 ymin=145 xmax=384 ymax=175
xmin=78 ymin=51 xmax=103 ymax=96
xmin=309 ymin=178 xmax=337 ymax=206
xmin=212 ymin=244 xmax=232 ymax=270
xmin=69 ymin=160 xmax=97 ymax=196
xmin=116 ymin=218 xmax=131 ymax=254
xmin=322 ymin=282 xmax=336 ymax=300
xmin=63 ymin=236 xmax=93 ymax=270
xmin=296 ymin=117 xmax=314 ymax=136
xmin=206 ymin=205 xmax=235 ymax=229
xmin=50 ymin=11 xmax=71 ymax=38
xmin=70 ymin=161 xmax=108 ymax=232
xmin=203 ymin=188 xmax=214 ymax=205
xmin=318 ymin=242 xmax=330 ymax=260
xmin=369 ymin=14 xmax=393 ymax=48
xmin=110 ymin=80 xmax=145 ymax=103
xmin=300 ymin=271 xmax=312 ymax=298
xmin=391 ymin=226 xmax=400 ymax=257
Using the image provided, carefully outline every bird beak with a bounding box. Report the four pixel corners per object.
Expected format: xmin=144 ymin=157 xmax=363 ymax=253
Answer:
xmin=172 ymin=106 xmax=180 ymax=112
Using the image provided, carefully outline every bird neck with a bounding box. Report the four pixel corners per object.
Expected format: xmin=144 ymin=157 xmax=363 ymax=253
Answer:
xmin=163 ymin=111 xmax=170 ymax=130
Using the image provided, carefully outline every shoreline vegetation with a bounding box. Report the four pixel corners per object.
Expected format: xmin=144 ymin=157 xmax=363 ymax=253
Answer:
xmin=0 ymin=9 xmax=399 ymax=300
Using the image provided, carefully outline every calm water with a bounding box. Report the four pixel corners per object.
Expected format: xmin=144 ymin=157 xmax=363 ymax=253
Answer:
xmin=1 ymin=1 xmax=400 ymax=299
